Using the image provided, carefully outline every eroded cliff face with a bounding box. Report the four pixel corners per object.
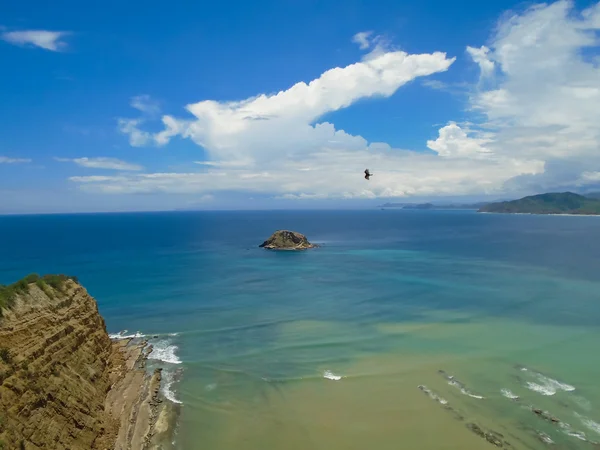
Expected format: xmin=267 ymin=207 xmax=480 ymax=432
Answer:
xmin=0 ymin=280 xmax=118 ymax=449
xmin=0 ymin=278 xmax=174 ymax=450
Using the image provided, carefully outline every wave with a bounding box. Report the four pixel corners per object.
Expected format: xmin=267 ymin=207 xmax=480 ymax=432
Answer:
xmin=418 ymin=385 xmax=448 ymax=405
xmin=536 ymin=373 xmax=575 ymax=392
xmin=526 ymin=382 xmax=556 ymax=396
xmin=323 ymin=370 xmax=342 ymax=381
xmin=501 ymin=389 xmax=520 ymax=400
xmin=536 ymin=432 xmax=554 ymax=445
xmin=566 ymin=430 xmax=588 ymax=441
xmin=148 ymin=339 xmax=182 ymax=365
xmin=575 ymin=413 xmax=600 ymax=436
xmin=448 ymin=380 xmax=484 ymax=399
xmin=109 ymin=330 xmax=180 ymax=340
xmin=559 ymin=422 xmax=590 ymax=442
xmin=438 ymin=371 xmax=484 ymax=399
xmin=162 ymin=369 xmax=183 ymax=404
xmin=109 ymin=330 xmax=145 ymax=340
xmin=520 ymin=367 xmax=575 ymax=396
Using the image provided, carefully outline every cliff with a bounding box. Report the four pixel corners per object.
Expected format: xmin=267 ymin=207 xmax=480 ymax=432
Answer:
xmin=0 ymin=275 xmax=175 ymax=450
xmin=259 ymin=230 xmax=317 ymax=250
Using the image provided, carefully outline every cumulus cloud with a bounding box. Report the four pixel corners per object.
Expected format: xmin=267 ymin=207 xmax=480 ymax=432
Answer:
xmin=118 ymin=44 xmax=455 ymax=161
xmin=427 ymin=122 xmax=493 ymax=159
xmin=0 ymin=156 xmax=31 ymax=164
xmin=55 ymin=157 xmax=143 ymax=171
xmin=1 ymin=30 xmax=70 ymax=51
xmin=87 ymin=1 xmax=600 ymax=199
xmin=464 ymin=0 xmax=600 ymax=191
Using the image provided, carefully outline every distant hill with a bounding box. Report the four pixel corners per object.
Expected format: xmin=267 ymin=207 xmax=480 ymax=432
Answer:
xmin=585 ymin=192 xmax=600 ymax=199
xmin=380 ymin=202 xmax=489 ymax=210
xmin=479 ymin=192 xmax=600 ymax=215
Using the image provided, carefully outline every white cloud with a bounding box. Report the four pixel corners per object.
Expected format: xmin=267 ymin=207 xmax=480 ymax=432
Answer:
xmin=427 ymin=122 xmax=493 ymax=158
xmin=117 ymin=118 xmax=153 ymax=147
xmin=579 ymin=171 xmax=600 ymax=183
xmin=69 ymin=147 xmax=543 ymax=197
xmin=352 ymin=31 xmax=373 ymax=50
xmin=466 ymin=46 xmax=495 ymax=78
xmin=0 ymin=156 xmax=31 ymax=164
xmin=87 ymin=1 xmax=600 ymax=200
xmin=130 ymin=95 xmax=160 ymax=116
xmin=1 ymin=30 xmax=69 ymax=51
xmin=117 ymin=95 xmax=167 ymax=146
xmin=119 ymin=45 xmax=455 ymax=162
xmin=463 ymin=0 xmax=600 ymax=191
xmin=55 ymin=157 xmax=143 ymax=171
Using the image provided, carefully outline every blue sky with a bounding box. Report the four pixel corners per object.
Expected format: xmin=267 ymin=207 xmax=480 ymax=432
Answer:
xmin=1 ymin=0 xmax=599 ymax=213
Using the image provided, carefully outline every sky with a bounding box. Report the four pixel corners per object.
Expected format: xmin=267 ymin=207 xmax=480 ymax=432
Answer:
xmin=1 ymin=0 xmax=600 ymax=213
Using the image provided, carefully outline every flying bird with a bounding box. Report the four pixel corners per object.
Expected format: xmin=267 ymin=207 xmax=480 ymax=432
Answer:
xmin=364 ymin=169 xmax=372 ymax=180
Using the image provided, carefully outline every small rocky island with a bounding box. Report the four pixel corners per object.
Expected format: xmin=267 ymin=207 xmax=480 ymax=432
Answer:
xmin=259 ymin=230 xmax=318 ymax=250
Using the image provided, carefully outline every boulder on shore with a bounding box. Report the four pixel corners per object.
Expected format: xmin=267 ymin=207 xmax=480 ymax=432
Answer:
xmin=259 ymin=230 xmax=317 ymax=250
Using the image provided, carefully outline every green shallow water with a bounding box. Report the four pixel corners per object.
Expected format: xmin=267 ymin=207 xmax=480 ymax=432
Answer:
xmin=178 ymin=313 xmax=600 ymax=449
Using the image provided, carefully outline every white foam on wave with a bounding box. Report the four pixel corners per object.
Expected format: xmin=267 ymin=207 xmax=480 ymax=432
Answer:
xmin=537 ymin=432 xmax=554 ymax=444
xmin=109 ymin=330 xmax=145 ymax=340
xmin=526 ymin=382 xmax=556 ymax=396
xmin=465 ymin=391 xmax=484 ymax=399
xmin=521 ymin=367 xmax=575 ymax=395
xmin=536 ymin=373 xmax=575 ymax=392
xmin=447 ymin=380 xmax=484 ymax=399
xmin=323 ymin=370 xmax=342 ymax=381
xmin=205 ymin=383 xmax=217 ymax=392
xmin=559 ymin=422 xmax=589 ymax=442
xmin=501 ymin=389 xmax=520 ymax=400
xmin=149 ymin=340 xmax=182 ymax=365
xmin=575 ymin=413 xmax=600 ymax=436
xmin=162 ymin=370 xmax=183 ymax=404
xmin=567 ymin=430 xmax=588 ymax=441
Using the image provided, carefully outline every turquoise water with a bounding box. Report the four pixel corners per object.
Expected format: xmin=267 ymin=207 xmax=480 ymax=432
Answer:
xmin=1 ymin=210 xmax=600 ymax=449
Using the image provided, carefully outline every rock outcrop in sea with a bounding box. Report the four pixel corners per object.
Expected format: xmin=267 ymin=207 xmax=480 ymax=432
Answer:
xmin=259 ymin=230 xmax=317 ymax=250
xmin=0 ymin=275 xmax=176 ymax=449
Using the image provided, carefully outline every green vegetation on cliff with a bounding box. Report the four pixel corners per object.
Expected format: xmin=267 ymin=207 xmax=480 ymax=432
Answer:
xmin=478 ymin=192 xmax=600 ymax=215
xmin=0 ymin=274 xmax=78 ymax=314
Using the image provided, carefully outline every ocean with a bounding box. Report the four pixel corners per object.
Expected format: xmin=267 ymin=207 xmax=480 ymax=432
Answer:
xmin=1 ymin=209 xmax=600 ymax=449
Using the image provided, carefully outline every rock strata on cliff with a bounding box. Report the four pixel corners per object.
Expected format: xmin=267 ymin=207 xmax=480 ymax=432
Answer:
xmin=0 ymin=275 xmax=175 ymax=450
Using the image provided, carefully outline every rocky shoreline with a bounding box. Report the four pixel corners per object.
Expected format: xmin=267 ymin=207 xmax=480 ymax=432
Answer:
xmin=106 ymin=337 xmax=179 ymax=450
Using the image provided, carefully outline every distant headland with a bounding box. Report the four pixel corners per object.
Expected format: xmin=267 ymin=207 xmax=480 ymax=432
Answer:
xmin=378 ymin=192 xmax=600 ymax=216
xmin=478 ymin=192 xmax=600 ymax=215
